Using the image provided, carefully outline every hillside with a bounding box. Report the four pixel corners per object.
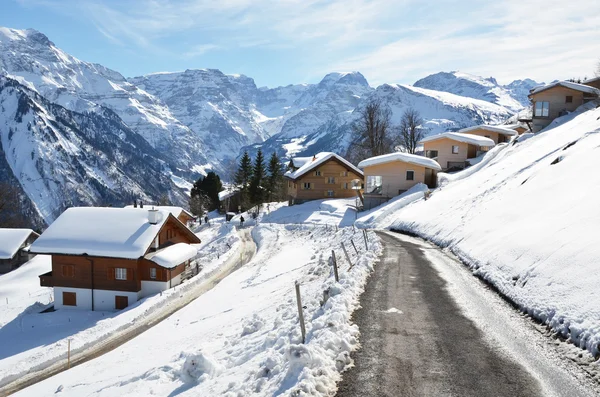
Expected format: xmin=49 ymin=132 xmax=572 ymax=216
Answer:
xmin=384 ymin=103 xmax=600 ymax=357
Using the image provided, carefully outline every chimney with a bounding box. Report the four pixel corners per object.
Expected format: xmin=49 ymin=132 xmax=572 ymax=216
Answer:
xmin=133 ymin=200 xmax=137 ymax=208
xmin=312 ymin=155 xmax=316 ymax=161
xmin=148 ymin=208 xmax=160 ymax=225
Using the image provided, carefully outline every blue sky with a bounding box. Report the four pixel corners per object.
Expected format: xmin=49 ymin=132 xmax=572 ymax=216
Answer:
xmin=2 ymin=0 xmax=599 ymax=87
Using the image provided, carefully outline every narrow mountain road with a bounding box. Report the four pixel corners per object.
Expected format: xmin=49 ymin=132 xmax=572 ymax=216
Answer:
xmin=0 ymin=228 xmax=256 ymax=397
xmin=335 ymin=231 xmax=598 ymax=397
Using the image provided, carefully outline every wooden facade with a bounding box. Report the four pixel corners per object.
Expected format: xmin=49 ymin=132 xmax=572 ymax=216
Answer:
xmin=286 ymin=157 xmax=362 ymax=205
xmin=39 ymin=214 xmax=200 ymax=310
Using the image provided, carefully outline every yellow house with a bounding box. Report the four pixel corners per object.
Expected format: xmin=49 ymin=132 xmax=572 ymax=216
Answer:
xmin=358 ymin=152 xmax=441 ymax=209
xmin=420 ymin=132 xmax=495 ymax=171
xmin=458 ymin=125 xmax=517 ymax=144
xmin=502 ymin=123 xmax=530 ymax=135
xmin=285 ymin=152 xmax=363 ymax=205
xmin=528 ymin=81 xmax=599 ymax=132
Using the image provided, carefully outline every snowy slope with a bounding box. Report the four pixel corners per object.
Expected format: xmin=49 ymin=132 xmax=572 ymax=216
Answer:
xmin=0 ymin=75 xmax=186 ymax=223
xmin=384 ymin=103 xmax=600 ymax=357
xmin=11 ymin=207 xmax=381 ymax=397
xmin=414 ymin=71 xmax=539 ymax=111
xmin=0 ymin=27 xmax=210 ymax=174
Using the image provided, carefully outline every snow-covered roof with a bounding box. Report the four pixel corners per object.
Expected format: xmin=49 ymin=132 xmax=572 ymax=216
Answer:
xmin=502 ymin=123 xmax=528 ymax=131
xmin=0 ymin=228 xmax=38 ymax=259
xmin=285 ymin=152 xmax=363 ymax=180
xmin=144 ymin=243 xmax=199 ymax=269
xmin=290 ymin=157 xmax=312 ymax=169
xmin=529 ymin=81 xmax=600 ymax=96
xmin=124 ymin=205 xmax=193 ymax=219
xmin=30 ymin=207 xmax=178 ymax=259
xmin=459 ymin=125 xmax=517 ymax=136
xmin=420 ymin=132 xmax=495 ymax=147
xmin=358 ymin=152 xmax=442 ymax=171
xmin=218 ymin=189 xmax=237 ymax=201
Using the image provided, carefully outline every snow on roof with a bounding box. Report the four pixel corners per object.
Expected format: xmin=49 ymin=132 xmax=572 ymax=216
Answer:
xmin=420 ymin=132 xmax=495 ymax=147
xmin=218 ymin=189 xmax=237 ymax=201
xmin=0 ymin=229 xmax=37 ymax=259
xmin=144 ymin=243 xmax=198 ymax=269
xmin=502 ymin=123 xmax=528 ymax=131
xmin=529 ymin=81 xmax=600 ymax=96
xmin=124 ymin=205 xmax=193 ymax=219
xmin=290 ymin=157 xmax=312 ymax=168
xmin=458 ymin=125 xmax=517 ymax=136
xmin=285 ymin=152 xmax=363 ymax=180
xmin=358 ymin=152 xmax=442 ymax=171
xmin=584 ymin=76 xmax=600 ymax=84
xmin=30 ymin=207 xmax=173 ymax=259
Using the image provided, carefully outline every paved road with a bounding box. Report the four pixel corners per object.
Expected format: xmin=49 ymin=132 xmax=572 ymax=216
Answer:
xmin=0 ymin=228 xmax=256 ymax=397
xmin=336 ymin=231 xmax=545 ymax=397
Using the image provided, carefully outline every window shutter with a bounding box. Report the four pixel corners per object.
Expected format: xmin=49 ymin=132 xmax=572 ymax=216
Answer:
xmin=126 ymin=268 xmax=133 ymax=281
xmin=108 ymin=267 xmax=115 ymax=280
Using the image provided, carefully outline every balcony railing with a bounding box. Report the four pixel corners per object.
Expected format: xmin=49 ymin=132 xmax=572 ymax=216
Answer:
xmin=39 ymin=271 xmax=53 ymax=287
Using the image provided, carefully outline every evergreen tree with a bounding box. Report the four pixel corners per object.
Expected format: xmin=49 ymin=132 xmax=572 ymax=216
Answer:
xmin=250 ymin=149 xmax=266 ymax=205
xmin=266 ymin=152 xmax=284 ymax=201
xmin=190 ymin=171 xmax=222 ymax=212
xmin=234 ymin=151 xmax=253 ymax=188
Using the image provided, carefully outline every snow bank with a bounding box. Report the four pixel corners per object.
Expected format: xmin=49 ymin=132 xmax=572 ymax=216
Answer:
xmin=388 ymin=105 xmax=600 ymax=357
xmin=355 ymin=183 xmax=429 ymax=229
xmin=14 ymin=223 xmax=382 ymax=397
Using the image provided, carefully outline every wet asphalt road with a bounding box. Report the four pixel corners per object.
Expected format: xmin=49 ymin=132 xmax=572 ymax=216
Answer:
xmin=335 ymin=231 xmax=544 ymax=397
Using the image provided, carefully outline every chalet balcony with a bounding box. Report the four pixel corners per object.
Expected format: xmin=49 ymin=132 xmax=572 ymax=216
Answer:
xmin=39 ymin=271 xmax=53 ymax=287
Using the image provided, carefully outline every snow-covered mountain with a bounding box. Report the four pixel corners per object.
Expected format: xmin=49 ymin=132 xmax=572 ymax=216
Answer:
xmin=0 ymin=27 xmax=211 ymax=176
xmin=414 ymin=71 xmax=540 ymax=111
xmin=0 ymin=75 xmax=187 ymax=224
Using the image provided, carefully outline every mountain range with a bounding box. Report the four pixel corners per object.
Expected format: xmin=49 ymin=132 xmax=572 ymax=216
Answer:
xmin=0 ymin=26 xmax=540 ymax=226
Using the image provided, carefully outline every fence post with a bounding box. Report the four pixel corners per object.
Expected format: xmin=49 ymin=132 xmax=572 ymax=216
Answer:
xmin=295 ymin=282 xmax=306 ymax=344
xmin=331 ymin=250 xmax=339 ymax=282
xmin=363 ymin=230 xmax=369 ymax=250
xmin=350 ymin=239 xmax=358 ymax=254
xmin=67 ymin=339 xmax=71 ymax=369
xmin=341 ymin=242 xmax=353 ymax=269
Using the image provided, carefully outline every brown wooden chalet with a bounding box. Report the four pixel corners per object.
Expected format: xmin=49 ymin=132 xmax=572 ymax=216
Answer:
xmin=0 ymin=228 xmax=39 ymax=273
xmin=30 ymin=207 xmax=201 ymax=311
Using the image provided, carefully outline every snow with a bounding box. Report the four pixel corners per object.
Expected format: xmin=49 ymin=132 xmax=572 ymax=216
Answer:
xmin=0 ymin=222 xmax=241 ymax=389
xmin=144 ymin=243 xmax=199 ymax=269
xmin=0 ymin=229 xmax=36 ymax=259
xmin=375 ymin=103 xmax=600 ymax=358
xmin=285 ymin=152 xmax=363 ymax=180
xmin=218 ymin=188 xmax=237 ymax=201
xmin=30 ymin=207 xmax=174 ymax=259
xmin=419 ymin=132 xmax=495 ymax=147
xmin=124 ymin=205 xmax=193 ymax=220
xmin=530 ymin=81 xmax=600 ymax=96
xmin=357 ymin=152 xmax=441 ymax=171
xmin=10 ymin=203 xmax=381 ymax=397
xmin=458 ymin=124 xmax=517 ymax=136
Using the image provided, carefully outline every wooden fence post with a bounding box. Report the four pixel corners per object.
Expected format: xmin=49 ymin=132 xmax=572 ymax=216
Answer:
xmin=295 ymin=282 xmax=306 ymax=344
xmin=350 ymin=239 xmax=358 ymax=254
xmin=331 ymin=250 xmax=339 ymax=282
xmin=67 ymin=339 xmax=71 ymax=369
xmin=341 ymin=242 xmax=353 ymax=269
xmin=363 ymin=230 xmax=369 ymax=250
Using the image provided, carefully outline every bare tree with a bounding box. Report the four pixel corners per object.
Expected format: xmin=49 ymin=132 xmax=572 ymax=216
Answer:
xmin=397 ymin=108 xmax=426 ymax=154
xmin=347 ymin=99 xmax=394 ymax=163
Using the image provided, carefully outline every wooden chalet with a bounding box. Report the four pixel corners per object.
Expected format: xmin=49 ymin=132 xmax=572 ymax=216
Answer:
xmin=31 ymin=207 xmax=201 ymax=311
xmin=0 ymin=228 xmax=39 ymax=273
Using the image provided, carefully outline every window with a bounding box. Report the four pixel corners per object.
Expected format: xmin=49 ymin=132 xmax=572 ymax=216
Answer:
xmin=115 ymin=268 xmax=127 ymax=280
xmin=425 ymin=150 xmax=438 ymax=159
xmin=62 ymin=291 xmax=76 ymax=306
xmin=327 ymin=190 xmax=335 ymax=197
xmin=115 ymin=296 xmax=129 ymax=310
xmin=452 ymin=145 xmax=459 ymax=154
xmin=288 ymin=181 xmax=291 ymax=188
xmin=314 ymin=170 xmax=321 ymax=176
xmin=534 ymin=101 xmax=549 ymax=117
xmin=406 ymin=170 xmax=415 ymax=181
xmin=340 ymin=171 xmax=348 ymax=177
xmin=327 ymin=176 xmax=335 ymax=184
xmin=566 ymin=96 xmax=573 ymax=103
xmin=303 ymin=182 xmax=311 ymax=190
xmin=61 ymin=265 xmax=74 ymax=278
xmin=342 ymin=182 xmax=349 ymax=189
xmin=366 ymin=175 xmax=383 ymax=194
xmin=150 ymin=268 xmax=157 ymax=279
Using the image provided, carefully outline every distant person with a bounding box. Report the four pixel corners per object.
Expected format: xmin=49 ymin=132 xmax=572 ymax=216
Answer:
xmin=204 ymin=215 xmax=209 ymax=225
xmin=240 ymin=215 xmax=245 ymax=228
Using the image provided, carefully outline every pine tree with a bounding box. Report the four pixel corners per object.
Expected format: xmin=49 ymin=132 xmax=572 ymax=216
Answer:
xmin=266 ymin=152 xmax=284 ymax=202
xmin=234 ymin=151 xmax=253 ymax=188
xmin=190 ymin=171 xmax=222 ymax=212
xmin=249 ymin=149 xmax=266 ymax=205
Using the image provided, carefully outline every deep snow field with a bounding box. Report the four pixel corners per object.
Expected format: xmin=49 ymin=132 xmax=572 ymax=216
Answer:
xmin=385 ymin=104 xmax=600 ymax=358
xmin=11 ymin=220 xmax=380 ymax=396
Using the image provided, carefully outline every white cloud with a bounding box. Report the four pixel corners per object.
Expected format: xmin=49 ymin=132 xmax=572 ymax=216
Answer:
xmin=182 ymin=44 xmax=219 ymax=58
